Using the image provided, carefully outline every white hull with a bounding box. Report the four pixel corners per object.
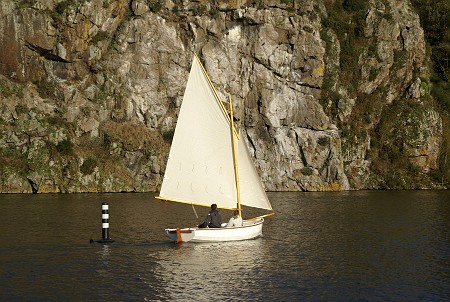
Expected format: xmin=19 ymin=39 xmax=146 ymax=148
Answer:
xmin=165 ymin=218 xmax=264 ymax=242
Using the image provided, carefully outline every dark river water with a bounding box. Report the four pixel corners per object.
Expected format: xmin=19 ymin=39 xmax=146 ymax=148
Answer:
xmin=0 ymin=191 xmax=448 ymax=301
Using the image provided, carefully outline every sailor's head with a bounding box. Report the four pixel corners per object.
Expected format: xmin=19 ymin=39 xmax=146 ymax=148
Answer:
xmin=211 ymin=204 xmax=217 ymax=210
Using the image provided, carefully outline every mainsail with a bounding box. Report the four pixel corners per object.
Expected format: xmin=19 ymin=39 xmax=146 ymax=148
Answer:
xmin=157 ymin=55 xmax=272 ymax=211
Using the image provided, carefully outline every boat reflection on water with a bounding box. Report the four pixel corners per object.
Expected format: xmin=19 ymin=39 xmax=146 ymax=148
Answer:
xmin=153 ymin=239 xmax=266 ymax=301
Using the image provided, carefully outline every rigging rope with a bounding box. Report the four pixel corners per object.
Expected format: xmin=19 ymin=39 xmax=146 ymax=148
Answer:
xmin=191 ymin=203 xmax=199 ymax=219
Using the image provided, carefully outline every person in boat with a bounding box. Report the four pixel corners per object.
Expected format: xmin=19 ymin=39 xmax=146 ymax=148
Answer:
xmin=198 ymin=203 xmax=222 ymax=228
xmin=226 ymin=210 xmax=243 ymax=227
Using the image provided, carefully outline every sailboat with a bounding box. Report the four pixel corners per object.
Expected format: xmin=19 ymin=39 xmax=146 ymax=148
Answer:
xmin=156 ymin=53 xmax=273 ymax=242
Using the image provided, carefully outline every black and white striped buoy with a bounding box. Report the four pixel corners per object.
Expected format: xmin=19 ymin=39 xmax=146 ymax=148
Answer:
xmin=96 ymin=202 xmax=114 ymax=244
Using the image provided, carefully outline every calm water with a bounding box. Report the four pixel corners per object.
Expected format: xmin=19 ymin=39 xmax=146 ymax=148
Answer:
xmin=0 ymin=191 xmax=449 ymax=301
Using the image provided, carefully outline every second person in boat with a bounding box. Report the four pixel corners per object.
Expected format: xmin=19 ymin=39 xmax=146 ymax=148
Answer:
xmin=226 ymin=210 xmax=243 ymax=227
xmin=198 ymin=203 xmax=222 ymax=228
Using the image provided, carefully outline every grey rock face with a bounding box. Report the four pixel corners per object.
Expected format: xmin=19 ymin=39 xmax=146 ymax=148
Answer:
xmin=0 ymin=0 xmax=445 ymax=193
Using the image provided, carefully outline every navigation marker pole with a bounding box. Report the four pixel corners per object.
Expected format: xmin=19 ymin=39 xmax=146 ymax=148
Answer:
xmin=96 ymin=202 xmax=114 ymax=244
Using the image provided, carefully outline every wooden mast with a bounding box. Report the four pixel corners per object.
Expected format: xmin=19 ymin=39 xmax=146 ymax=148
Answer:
xmin=229 ymin=98 xmax=242 ymax=216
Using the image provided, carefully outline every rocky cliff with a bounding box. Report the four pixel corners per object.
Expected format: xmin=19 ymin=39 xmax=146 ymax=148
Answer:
xmin=0 ymin=0 xmax=447 ymax=193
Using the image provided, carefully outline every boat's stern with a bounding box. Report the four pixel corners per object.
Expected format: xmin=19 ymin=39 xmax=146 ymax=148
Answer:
xmin=165 ymin=228 xmax=196 ymax=242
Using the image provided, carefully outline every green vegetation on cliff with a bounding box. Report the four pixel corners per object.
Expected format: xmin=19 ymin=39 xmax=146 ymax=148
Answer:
xmin=411 ymin=0 xmax=450 ymax=184
xmin=321 ymin=0 xmax=447 ymax=188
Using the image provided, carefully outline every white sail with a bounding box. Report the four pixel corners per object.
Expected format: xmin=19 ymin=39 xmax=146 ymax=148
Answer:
xmin=158 ymin=56 xmax=236 ymax=209
xmin=237 ymin=131 xmax=272 ymax=210
xmin=158 ymin=55 xmax=271 ymax=211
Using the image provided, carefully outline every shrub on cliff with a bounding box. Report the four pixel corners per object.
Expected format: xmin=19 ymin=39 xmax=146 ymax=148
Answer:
xmin=56 ymin=139 xmax=73 ymax=155
xmin=80 ymin=157 xmax=97 ymax=175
